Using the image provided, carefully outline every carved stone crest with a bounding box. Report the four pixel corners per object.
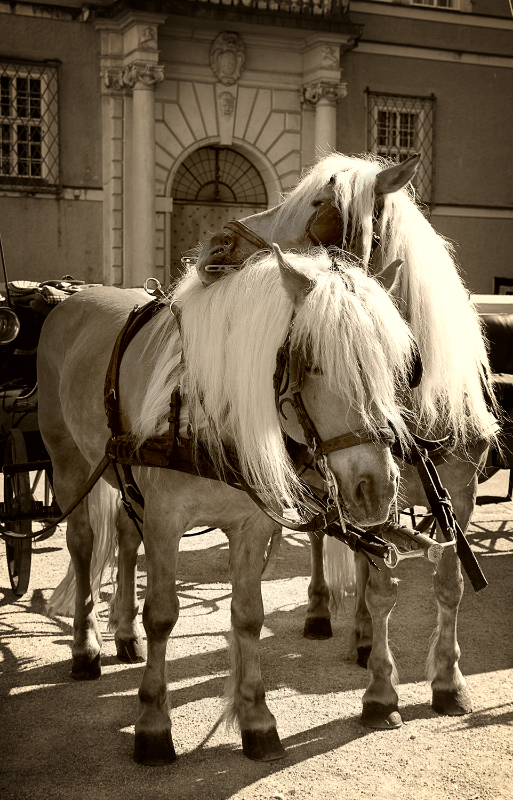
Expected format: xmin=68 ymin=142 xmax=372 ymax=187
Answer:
xmin=139 ymin=27 xmax=158 ymax=50
xmin=210 ymin=32 xmax=245 ymax=86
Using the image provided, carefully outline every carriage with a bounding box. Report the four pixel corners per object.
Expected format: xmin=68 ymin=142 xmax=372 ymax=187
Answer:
xmin=0 ymin=274 xmax=97 ymax=594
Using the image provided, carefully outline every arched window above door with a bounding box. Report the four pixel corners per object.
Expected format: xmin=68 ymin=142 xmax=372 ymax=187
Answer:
xmin=172 ymin=146 xmax=267 ymax=206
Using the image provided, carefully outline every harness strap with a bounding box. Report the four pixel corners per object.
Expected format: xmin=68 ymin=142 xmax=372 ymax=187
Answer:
xmin=392 ymin=430 xmax=456 ymax=466
xmin=105 ymin=298 xmax=166 ymax=438
xmin=410 ymin=444 xmax=487 ymax=592
xmin=315 ymin=427 xmax=396 ymax=458
xmin=31 ymin=456 xmax=111 ymax=541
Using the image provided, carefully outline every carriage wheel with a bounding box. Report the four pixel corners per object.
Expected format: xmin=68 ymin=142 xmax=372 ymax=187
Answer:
xmin=3 ymin=429 xmax=32 ymax=596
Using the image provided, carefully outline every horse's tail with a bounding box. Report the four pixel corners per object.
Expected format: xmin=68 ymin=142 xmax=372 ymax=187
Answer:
xmin=323 ymin=536 xmax=356 ymax=613
xmin=46 ymin=478 xmax=120 ymax=617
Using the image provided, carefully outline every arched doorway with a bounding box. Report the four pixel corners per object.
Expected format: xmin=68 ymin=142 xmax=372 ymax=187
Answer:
xmin=170 ymin=146 xmax=268 ymax=278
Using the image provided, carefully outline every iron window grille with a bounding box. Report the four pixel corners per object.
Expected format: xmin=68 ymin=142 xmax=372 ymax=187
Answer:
xmin=411 ymin=0 xmax=455 ymax=7
xmin=366 ymin=90 xmax=436 ymax=205
xmin=0 ymin=59 xmax=60 ymax=193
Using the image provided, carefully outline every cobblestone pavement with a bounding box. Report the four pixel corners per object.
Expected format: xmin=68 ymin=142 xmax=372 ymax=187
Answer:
xmin=0 ymin=471 xmax=512 ymax=800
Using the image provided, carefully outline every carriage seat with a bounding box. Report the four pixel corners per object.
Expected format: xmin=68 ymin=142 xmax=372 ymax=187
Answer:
xmin=480 ymin=313 xmax=513 ymax=490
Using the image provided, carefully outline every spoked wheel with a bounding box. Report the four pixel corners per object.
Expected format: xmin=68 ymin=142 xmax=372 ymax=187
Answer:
xmin=3 ymin=429 xmax=32 ymax=596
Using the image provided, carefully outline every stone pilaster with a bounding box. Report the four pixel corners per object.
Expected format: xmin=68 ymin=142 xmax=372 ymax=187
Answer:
xmin=302 ymin=81 xmax=348 ymax=154
xmin=95 ymin=12 xmax=166 ymax=288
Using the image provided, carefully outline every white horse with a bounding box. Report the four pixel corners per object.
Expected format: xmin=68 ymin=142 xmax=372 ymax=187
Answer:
xmin=195 ymin=153 xmax=497 ymax=728
xmin=38 ymin=247 xmax=415 ymax=763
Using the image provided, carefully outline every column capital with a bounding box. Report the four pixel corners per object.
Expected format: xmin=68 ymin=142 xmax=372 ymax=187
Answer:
xmin=302 ymin=81 xmax=348 ymax=106
xmin=122 ymin=62 xmax=165 ymax=89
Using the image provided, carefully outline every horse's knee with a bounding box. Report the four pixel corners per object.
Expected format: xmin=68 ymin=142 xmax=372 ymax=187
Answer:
xmin=142 ymin=596 xmax=179 ymax=640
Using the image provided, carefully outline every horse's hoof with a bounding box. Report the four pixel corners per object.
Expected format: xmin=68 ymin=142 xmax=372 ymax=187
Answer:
xmin=134 ymin=729 xmax=176 ymax=765
xmin=241 ymin=728 xmax=285 ymax=761
xmin=303 ymin=617 xmax=333 ymax=640
xmin=432 ymin=688 xmax=472 ymax=716
xmin=357 ymin=646 xmax=372 ymax=669
xmin=115 ymin=636 xmax=146 ymax=663
xmin=361 ymin=701 xmax=402 ymax=729
xmin=70 ymin=652 xmax=101 ymax=681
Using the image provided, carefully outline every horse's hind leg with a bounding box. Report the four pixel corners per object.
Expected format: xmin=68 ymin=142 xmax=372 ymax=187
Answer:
xmin=226 ymin=513 xmax=285 ymax=761
xmin=109 ymin=504 xmax=146 ymax=663
xmin=303 ymin=531 xmax=332 ymax=639
xmin=49 ymin=457 xmax=105 ymax=680
xmin=360 ymin=554 xmax=401 ymax=729
xmin=133 ymin=485 xmax=180 ymax=765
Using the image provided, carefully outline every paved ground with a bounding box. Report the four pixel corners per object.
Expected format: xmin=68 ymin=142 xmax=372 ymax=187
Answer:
xmin=0 ymin=471 xmax=512 ymax=800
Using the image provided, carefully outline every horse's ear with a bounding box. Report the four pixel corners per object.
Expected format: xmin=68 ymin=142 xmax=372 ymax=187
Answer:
xmin=376 ymin=259 xmax=403 ymax=294
xmin=273 ymin=244 xmax=314 ymax=304
xmin=374 ymin=154 xmax=420 ymax=196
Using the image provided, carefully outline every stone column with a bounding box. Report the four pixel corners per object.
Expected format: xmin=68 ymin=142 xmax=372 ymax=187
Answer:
xmin=303 ymin=82 xmax=347 ymax=154
xmin=122 ymin=62 xmax=164 ymax=287
xmin=302 ymin=34 xmax=354 ymax=161
xmin=95 ymin=12 xmax=166 ymax=288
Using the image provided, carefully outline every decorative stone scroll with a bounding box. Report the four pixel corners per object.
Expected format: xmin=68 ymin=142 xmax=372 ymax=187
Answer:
xmin=122 ymin=63 xmax=165 ymax=89
xmin=302 ymin=81 xmax=348 ymax=105
xmin=210 ymin=32 xmax=245 ymax=86
xmin=103 ymin=64 xmax=164 ymax=91
xmin=103 ymin=67 xmax=125 ymax=91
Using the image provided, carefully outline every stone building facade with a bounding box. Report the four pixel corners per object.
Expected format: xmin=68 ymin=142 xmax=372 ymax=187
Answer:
xmin=1 ymin=0 xmax=512 ymax=293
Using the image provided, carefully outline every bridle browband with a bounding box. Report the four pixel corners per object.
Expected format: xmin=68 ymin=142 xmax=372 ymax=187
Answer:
xmin=223 ymin=219 xmax=272 ymax=252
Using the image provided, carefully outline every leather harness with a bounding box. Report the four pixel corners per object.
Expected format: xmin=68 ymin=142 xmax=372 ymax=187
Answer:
xmin=32 ymin=201 xmax=488 ymax=591
xmin=98 ymin=294 xmax=486 ymax=591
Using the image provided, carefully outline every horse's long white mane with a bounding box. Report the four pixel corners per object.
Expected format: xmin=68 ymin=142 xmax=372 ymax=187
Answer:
xmin=133 ymin=250 xmax=414 ymax=509
xmin=275 ymin=152 xmax=496 ymax=446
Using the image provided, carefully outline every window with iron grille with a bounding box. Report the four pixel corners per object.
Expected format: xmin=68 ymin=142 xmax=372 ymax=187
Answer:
xmin=412 ymin=0 xmax=455 ymax=7
xmin=0 ymin=60 xmax=59 ymax=192
xmin=366 ymin=90 xmax=435 ymax=204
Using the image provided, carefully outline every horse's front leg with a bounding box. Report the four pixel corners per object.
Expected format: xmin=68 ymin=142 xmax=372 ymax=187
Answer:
xmin=353 ymin=553 xmax=373 ymax=668
xmin=109 ymin=503 xmax=146 ymax=664
xmin=133 ymin=483 xmax=180 ymax=765
xmin=360 ymin=553 xmax=401 ymax=729
xmin=427 ymin=472 xmax=479 ymax=716
xmin=303 ymin=531 xmax=332 ymax=639
xmin=226 ymin=511 xmax=285 ymax=761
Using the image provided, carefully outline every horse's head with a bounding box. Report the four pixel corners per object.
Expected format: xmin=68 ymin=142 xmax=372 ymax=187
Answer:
xmin=195 ymin=153 xmax=420 ymax=289
xmin=272 ymin=244 xmax=416 ymax=527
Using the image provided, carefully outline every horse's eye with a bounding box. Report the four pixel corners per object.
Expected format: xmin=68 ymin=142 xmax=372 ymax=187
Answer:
xmin=312 ymin=200 xmax=323 ymax=208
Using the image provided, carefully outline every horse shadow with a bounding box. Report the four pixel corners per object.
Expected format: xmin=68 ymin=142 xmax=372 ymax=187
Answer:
xmin=1 ymin=524 xmax=512 ymax=800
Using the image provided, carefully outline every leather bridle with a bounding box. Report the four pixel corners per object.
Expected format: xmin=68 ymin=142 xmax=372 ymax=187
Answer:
xmin=215 ymin=189 xmax=384 ymax=268
xmin=273 ymin=332 xmax=397 ymax=466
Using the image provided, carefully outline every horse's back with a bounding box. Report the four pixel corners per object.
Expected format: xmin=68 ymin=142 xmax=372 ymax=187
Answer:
xmin=38 ymin=286 xmax=150 ymax=463
xmin=39 ymin=286 xmax=149 ymax=364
